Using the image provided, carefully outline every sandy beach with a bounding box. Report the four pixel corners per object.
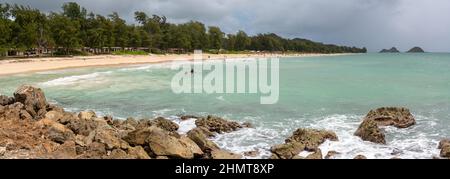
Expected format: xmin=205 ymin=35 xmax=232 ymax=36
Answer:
xmin=0 ymin=53 xmax=346 ymax=76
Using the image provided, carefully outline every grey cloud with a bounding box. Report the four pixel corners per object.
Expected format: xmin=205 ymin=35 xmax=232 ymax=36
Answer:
xmin=1 ymin=0 xmax=450 ymax=52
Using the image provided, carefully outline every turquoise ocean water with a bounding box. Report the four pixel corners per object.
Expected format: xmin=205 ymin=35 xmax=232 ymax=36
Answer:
xmin=1 ymin=53 xmax=449 ymax=158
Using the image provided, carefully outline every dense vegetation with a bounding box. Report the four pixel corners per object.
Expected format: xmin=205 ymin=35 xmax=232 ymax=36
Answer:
xmin=0 ymin=2 xmax=367 ymax=56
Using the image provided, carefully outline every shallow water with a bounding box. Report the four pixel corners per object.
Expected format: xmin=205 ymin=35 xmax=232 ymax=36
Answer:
xmin=1 ymin=53 xmax=449 ymax=159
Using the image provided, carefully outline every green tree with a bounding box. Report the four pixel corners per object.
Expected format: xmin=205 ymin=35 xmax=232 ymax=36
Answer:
xmin=0 ymin=4 xmax=12 ymax=55
xmin=184 ymin=21 xmax=208 ymax=50
xmin=10 ymin=5 xmax=49 ymax=51
xmin=208 ymin=26 xmax=224 ymax=50
xmin=109 ymin=12 xmax=128 ymax=47
xmin=48 ymin=13 xmax=80 ymax=54
xmin=235 ymin=30 xmax=251 ymax=51
xmin=62 ymin=2 xmax=86 ymax=20
xmin=62 ymin=2 xmax=87 ymax=47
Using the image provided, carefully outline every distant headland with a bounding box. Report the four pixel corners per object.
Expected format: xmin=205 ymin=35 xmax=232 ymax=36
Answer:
xmin=380 ymin=47 xmax=400 ymax=53
xmin=407 ymin=47 xmax=425 ymax=53
xmin=380 ymin=47 xmax=425 ymax=53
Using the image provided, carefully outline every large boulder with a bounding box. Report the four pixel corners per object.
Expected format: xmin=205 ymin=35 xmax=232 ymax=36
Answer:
xmin=179 ymin=136 xmax=204 ymax=157
xmin=36 ymin=118 xmax=75 ymax=144
xmin=270 ymin=142 xmax=305 ymax=159
xmin=78 ymin=110 xmax=97 ymax=120
xmin=51 ymin=141 xmax=77 ymax=159
xmin=78 ymin=142 xmax=107 ymax=159
xmin=151 ymin=117 xmax=179 ymax=132
xmin=439 ymin=139 xmax=450 ymax=158
xmin=0 ymin=102 xmax=32 ymax=121
xmin=285 ymin=128 xmax=338 ymax=151
xmin=195 ymin=115 xmax=242 ymax=133
xmin=91 ymin=126 xmax=128 ymax=150
xmin=44 ymin=110 xmax=64 ymax=121
xmin=13 ymin=85 xmax=48 ymax=119
xmin=186 ymin=127 xmax=219 ymax=153
xmin=124 ymin=126 xmax=200 ymax=159
xmin=144 ymin=126 xmax=195 ymax=159
xmin=0 ymin=95 xmax=14 ymax=106
xmin=364 ymin=107 xmax=416 ymax=128
xmin=180 ymin=115 xmax=200 ymax=121
xmin=66 ymin=115 xmax=100 ymax=136
xmin=123 ymin=127 xmax=155 ymax=146
xmin=354 ymin=119 xmax=386 ymax=144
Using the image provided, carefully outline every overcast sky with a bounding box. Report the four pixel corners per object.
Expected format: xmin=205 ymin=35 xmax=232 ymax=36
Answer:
xmin=2 ymin=0 xmax=450 ymax=52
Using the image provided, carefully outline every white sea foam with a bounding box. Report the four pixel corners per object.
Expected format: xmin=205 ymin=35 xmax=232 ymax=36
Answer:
xmin=211 ymin=126 xmax=282 ymax=159
xmin=174 ymin=118 xmax=197 ymax=134
xmin=210 ymin=114 xmax=442 ymax=159
xmin=40 ymin=71 xmax=112 ymax=87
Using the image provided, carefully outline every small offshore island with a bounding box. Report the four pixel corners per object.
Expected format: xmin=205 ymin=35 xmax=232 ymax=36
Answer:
xmin=1 ymin=85 xmax=449 ymax=159
xmin=380 ymin=46 xmax=426 ymax=53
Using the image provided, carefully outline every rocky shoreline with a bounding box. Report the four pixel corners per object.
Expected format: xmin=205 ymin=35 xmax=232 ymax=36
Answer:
xmin=0 ymin=85 xmax=449 ymax=159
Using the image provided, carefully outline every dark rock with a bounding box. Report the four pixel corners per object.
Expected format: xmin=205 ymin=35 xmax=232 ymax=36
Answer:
xmin=439 ymin=139 xmax=450 ymax=158
xmin=103 ymin=115 xmax=113 ymax=125
xmin=52 ymin=141 xmax=77 ymax=159
xmin=66 ymin=116 xmax=98 ymax=136
xmin=151 ymin=117 xmax=179 ymax=132
xmin=78 ymin=110 xmax=96 ymax=120
xmin=179 ymin=136 xmax=204 ymax=157
xmin=145 ymin=126 xmax=195 ymax=159
xmin=186 ymin=127 xmax=219 ymax=153
xmin=44 ymin=110 xmax=63 ymax=121
xmin=79 ymin=142 xmax=107 ymax=159
xmin=0 ymin=95 xmax=14 ymax=106
xmin=0 ymin=102 xmax=32 ymax=121
xmin=438 ymin=139 xmax=450 ymax=149
xmin=46 ymin=104 xmax=65 ymax=114
xmin=123 ymin=127 xmax=154 ymax=146
xmin=179 ymin=115 xmax=200 ymax=121
xmin=135 ymin=119 xmax=152 ymax=130
xmin=354 ymin=119 xmax=386 ymax=144
xmin=285 ymin=128 xmax=338 ymax=150
xmin=270 ymin=142 xmax=305 ymax=159
xmin=13 ymin=85 xmax=48 ymax=119
xmin=195 ymin=115 xmax=242 ymax=133
xmin=91 ymin=126 xmax=128 ymax=150
xmin=364 ymin=107 xmax=416 ymax=128
xmin=36 ymin=118 xmax=75 ymax=144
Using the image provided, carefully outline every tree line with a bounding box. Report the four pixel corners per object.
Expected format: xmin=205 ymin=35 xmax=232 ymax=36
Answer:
xmin=0 ymin=2 xmax=367 ymax=56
